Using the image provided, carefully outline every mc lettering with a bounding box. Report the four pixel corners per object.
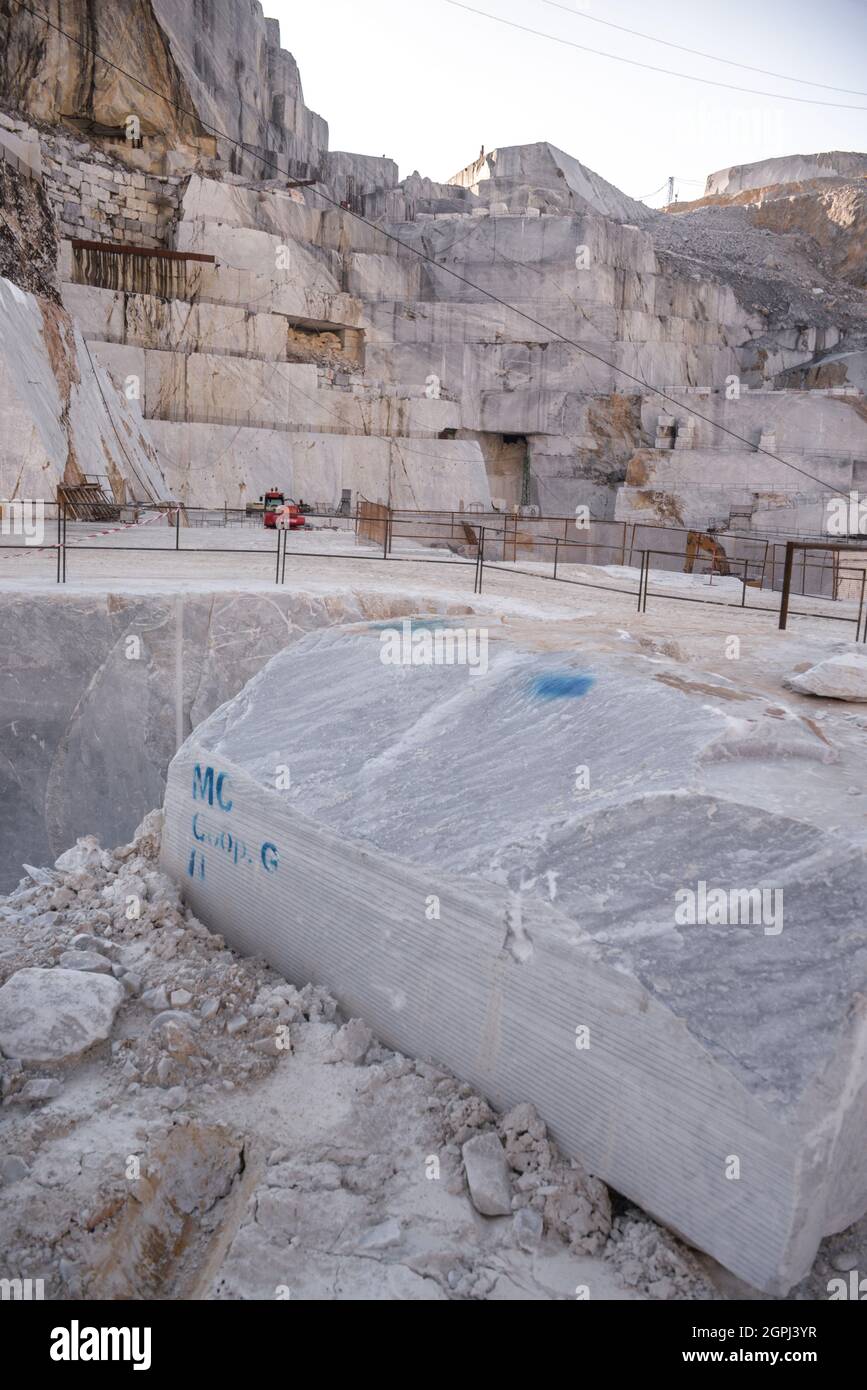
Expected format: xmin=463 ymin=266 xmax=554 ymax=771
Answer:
xmin=192 ymin=764 xmax=233 ymax=811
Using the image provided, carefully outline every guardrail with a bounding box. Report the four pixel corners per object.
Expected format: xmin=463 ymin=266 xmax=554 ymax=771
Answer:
xmin=3 ymin=500 xmax=864 ymax=639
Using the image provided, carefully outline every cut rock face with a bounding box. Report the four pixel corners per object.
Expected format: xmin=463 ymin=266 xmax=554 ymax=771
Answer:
xmin=0 ymin=967 xmax=124 ymax=1062
xmin=160 ymin=623 xmax=867 ymax=1294
xmin=785 ymin=652 xmax=867 ymax=701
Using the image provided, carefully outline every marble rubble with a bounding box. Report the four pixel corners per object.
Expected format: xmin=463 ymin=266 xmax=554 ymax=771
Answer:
xmin=0 ymin=809 xmax=713 ymax=1301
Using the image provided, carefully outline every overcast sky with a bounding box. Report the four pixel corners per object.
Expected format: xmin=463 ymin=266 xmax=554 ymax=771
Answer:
xmin=269 ymin=0 xmax=867 ymax=203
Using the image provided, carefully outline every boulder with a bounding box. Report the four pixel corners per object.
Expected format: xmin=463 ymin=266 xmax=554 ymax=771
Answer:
xmin=160 ymin=623 xmax=867 ymax=1294
xmin=0 ymin=967 xmax=124 ymax=1062
xmin=785 ymin=652 xmax=867 ymax=701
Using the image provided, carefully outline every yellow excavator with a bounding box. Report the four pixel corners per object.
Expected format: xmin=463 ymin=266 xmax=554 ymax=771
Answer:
xmin=683 ymin=530 xmax=731 ymax=576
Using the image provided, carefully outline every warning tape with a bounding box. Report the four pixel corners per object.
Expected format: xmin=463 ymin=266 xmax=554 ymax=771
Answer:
xmin=0 ymin=506 xmax=172 ymax=561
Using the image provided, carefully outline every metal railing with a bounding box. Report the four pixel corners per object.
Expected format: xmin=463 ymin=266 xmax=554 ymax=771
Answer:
xmin=4 ymin=499 xmax=864 ymax=639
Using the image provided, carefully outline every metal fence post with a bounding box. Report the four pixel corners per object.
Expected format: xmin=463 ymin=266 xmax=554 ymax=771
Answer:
xmin=759 ymin=539 xmax=770 ymax=591
xmin=778 ymin=542 xmax=795 ymax=630
xmin=275 ymin=525 xmax=282 ymax=584
xmin=554 ymin=537 xmax=559 ymax=580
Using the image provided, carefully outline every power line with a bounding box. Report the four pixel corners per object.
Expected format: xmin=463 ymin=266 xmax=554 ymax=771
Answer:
xmin=540 ymin=0 xmax=867 ymax=98
xmin=11 ymin=0 xmax=856 ymax=501
xmin=635 ymin=182 xmax=667 ymax=202
xmin=635 ymin=179 xmax=704 ymax=203
xmin=446 ymin=2 xmax=867 ymax=109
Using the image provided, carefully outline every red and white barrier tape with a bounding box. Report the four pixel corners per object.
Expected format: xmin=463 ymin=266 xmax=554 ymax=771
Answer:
xmin=0 ymin=507 xmax=172 ymax=561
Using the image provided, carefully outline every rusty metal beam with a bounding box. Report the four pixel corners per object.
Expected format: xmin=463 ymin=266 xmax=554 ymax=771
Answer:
xmin=71 ymin=238 xmax=215 ymax=264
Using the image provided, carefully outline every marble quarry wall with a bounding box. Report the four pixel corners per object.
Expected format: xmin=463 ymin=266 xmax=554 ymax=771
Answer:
xmin=0 ymin=117 xmax=172 ymax=507
xmin=0 ymin=0 xmax=327 ymax=179
xmin=449 ymin=142 xmax=655 ymax=223
xmin=40 ymin=128 xmax=184 ymax=249
xmin=0 ymin=272 xmax=170 ymax=505
xmin=706 ymin=152 xmax=867 ymax=198
xmin=52 ymin=159 xmax=757 ymax=513
xmin=616 ymin=389 xmax=867 ymax=533
xmin=1 ymin=1 xmax=866 ymax=527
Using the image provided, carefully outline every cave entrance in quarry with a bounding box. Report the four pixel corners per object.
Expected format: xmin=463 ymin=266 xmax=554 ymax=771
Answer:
xmin=468 ymin=433 xmax=529 ymax=511
xmin=433 ymin=432 xmax=530 ymax=512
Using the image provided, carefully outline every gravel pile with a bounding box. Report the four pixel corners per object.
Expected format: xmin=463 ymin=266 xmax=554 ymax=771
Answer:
xmin=651 ymin=202 xmax=867 ymax=331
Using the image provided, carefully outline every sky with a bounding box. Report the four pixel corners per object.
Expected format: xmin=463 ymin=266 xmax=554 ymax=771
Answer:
xmin=269 ymin=0 xmax=867 ymax=204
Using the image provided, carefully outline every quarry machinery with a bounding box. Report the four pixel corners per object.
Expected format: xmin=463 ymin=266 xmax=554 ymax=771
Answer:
xmin=261 ymin=490 xmax=305 ymax=530
xmin=684 ymin=529 xmax=731 ymax=576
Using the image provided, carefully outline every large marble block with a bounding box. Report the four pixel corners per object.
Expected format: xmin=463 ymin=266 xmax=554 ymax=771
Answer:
xmin=161 ymin=625 xmax=867 ymax=1293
